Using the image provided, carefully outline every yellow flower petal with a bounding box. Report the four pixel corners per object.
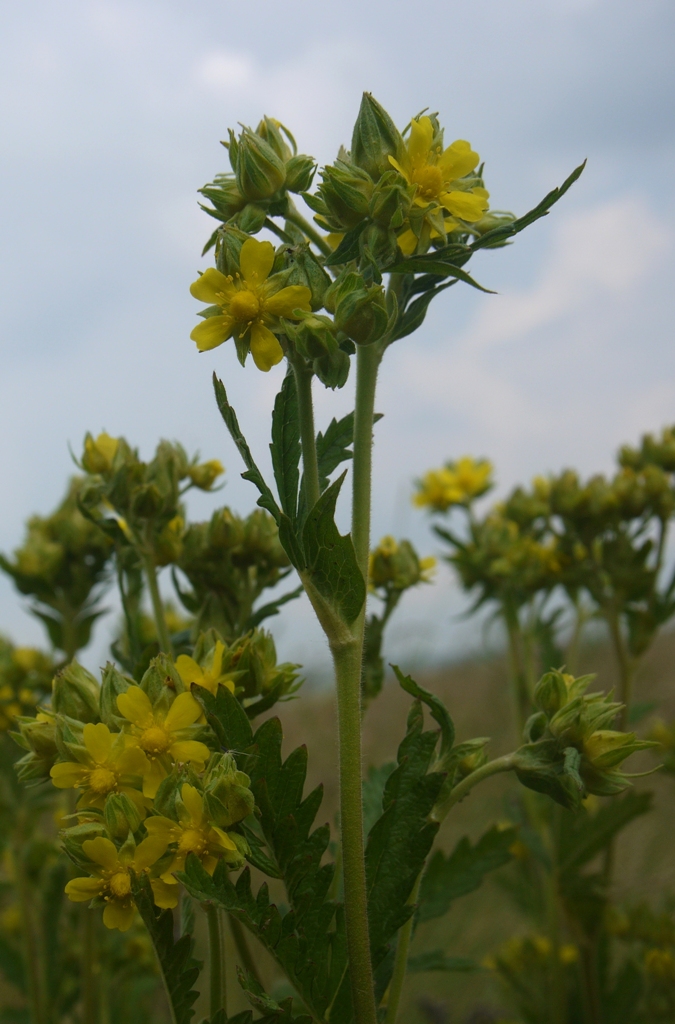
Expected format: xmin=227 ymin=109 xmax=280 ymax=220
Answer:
xmin=82 ymin=837 xmax=120 ymax=871
xmin=65 ymin=877 xmax=104 ymax=902
xmin=164 ymin=691 xmax=202 ymax=732
xmin=170 ymin=740 xmax=210 ymax=766
xmin=133 ymin=835 xmax=168 ymax=872
xmin=249 ymin=323 xmax=283 ymax=372
xmin=83 ymin=723 xmax=113 ymax=764
xmin=181 ymin=784 xmax=204 ymax=825
xmin=50 ymin=761 xmax=88 ymax=788
xmin=239 ymin=237 xmax=274 ymax=285
xmin=211 ymin=826 xmax=238 ymax=852
xmin=116 ymin=686 xmax=154 ymax=729
xmin=116 ymin=745 xmax=149 ymax=775
xmin=144 ymin=817 xmax=179 ymax=844
xmin=103 ymin=902 xmax=135 ymax=932
xmin=396 ymin=229 xmax=418 ymax=256
xmin=408 ymin=116 xmax=434 ymax=167
xmin=189 ymin=267 xmax=235 ymax=304
xmin=441 ymin=190 xmax=489 ymax=222
xmin=150 ymin=878 xmax=179 ymax=909
xmin=264 ymin=285 xmax=311 ymax=318
xmin=211 ymin=641 xmax=224 ymax=679
xmin=190 ymin=315 xmax=234 ymax=352
xmin=387 ymin=156 xmax=409 ymax=181
xmin=141 ymin=758 xmax=167 ymax=799
xmin=175 ymin=655 xmax=203 ymax=688
xmin=437 ymin=139 xmax=479 ymax=181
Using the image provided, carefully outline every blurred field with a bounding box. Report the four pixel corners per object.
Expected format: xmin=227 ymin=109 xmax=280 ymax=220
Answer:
xmin=261 ymin=628 xmax=675 ymax=1023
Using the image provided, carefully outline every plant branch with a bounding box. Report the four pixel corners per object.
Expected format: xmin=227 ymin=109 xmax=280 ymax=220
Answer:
xmin=285 ymin=205 xmax=333 ymax=257
xmin=432 ymin=753 xmax=517 ymax=823
xmin=142 ymin=550 xmax=173 ymax=657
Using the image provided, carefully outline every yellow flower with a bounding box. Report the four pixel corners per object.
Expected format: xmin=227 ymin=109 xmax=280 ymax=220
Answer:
xmin=389 ymin=116 xmax=489 ymax=223
xmin=50 ymin=723 xmax=148 ymax=812
xmin=175 ymin=641 xmax=236 ymax=697
xmin=189 ymin=237 xmax=311 ymax=371
xmin=116 ymin=687 xmax=210 ymax=798
xmin=65 ymin=835 xmax=167 ymax=931
xmin=82 ymin=432 xmax=119 ymax=475
xmin=414 ymin=457 xmax=493 ymax=511
xmin=145 ymin=783 xmax=239 ymax=883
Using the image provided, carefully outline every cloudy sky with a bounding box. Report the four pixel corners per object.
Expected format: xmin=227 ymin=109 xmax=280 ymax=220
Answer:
xmin=1 ymin=0 xmax=674 ymax=673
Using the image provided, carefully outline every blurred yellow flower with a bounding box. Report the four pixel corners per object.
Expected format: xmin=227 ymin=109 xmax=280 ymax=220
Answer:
xmin=116 ymin=687 xmax=210 ymax=798
xmin=414 ymin=457 xmax=493 ymax=512
xmin=189 ymin=237 xmax=311 ymax=371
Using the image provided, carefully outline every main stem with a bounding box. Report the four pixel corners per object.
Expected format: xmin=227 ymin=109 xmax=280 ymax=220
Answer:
xmin=206 ymin=904 xmax=226 ymax=1019
xmin=142 ymin=550 xmax=173 ymax=656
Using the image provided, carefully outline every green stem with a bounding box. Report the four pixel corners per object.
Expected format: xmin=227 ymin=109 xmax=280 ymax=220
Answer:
xmin=228 ymin=913 xmax=263 ymax=988
xmin=290 ymin=358 xmax=321 ymax=511
xmin=605 ymin=609 xmax=635 ymax=731
xmin=285 ymin=206 xmax=333 ymax=257
xmin=545 ymin=806 xmax=566 ymax=1024
xmin=142 ymin=551 xmax=173 ymax=656
xmin=82 ymin=908 xmax=97 ymax=1024
xmin=13 ymin=829 xmax=48 ymax=1024
xmin=504 ymin=608 xmax=530 ymax=737
xmin=351 ymin=344 xmax=382 ymax=583
xmin=432 ymin=754 xmax=516 ymax=823
xmin=206 ymin=904 xmax=226 ymax=1019
xmin=383 ymin=873 xmax=422 ymax=1024
xmin=579 ymin=942 xmax=602 ymax=1024
xmin=331 ymin=637 xmax=378 ymax=1024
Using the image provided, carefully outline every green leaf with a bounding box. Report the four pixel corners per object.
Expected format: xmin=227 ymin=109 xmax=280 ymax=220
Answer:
xmin=191 ymin=682 xmax=253 ymax=754
xmin=316 ymin=412 xmax=356 ymax=490
xmin=270 ymin=369 xmax=301 ymax=523
xmin=417 ymin=825 xmax=516 ymax=924
xmin=385 ymin=258 xmax=494 ymax=292
xmin=131 ymin=875 xmax=201 ymax=1024
xmin=390 ymin=281 xmax=455 ymax=342
xmin=323 ymin=222 xmax=368 ymax=267
xmin=236 ymin=969 xmax=313 ymax=1023
xmin=470 ymin=161 xmax=587 ymax=252
xmin=392 ymin=666 xmax=455 ymax=762
xmin=365 ymin=702 xmax=444 ymax=966
xmin=362 ymin=762 xmax=396 ymax=838
xmin=302 ymin=472 xmax=365 ymax=625
xmin=557 ymin=791 xmax=652 ymax=877
xmin=407 ymin=951 xmax=480 ymax=973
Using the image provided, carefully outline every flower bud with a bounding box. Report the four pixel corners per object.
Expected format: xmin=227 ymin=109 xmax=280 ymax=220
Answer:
xmin=61 ymin=821 xmax=109 ymax=871
xmin=104 ymin=793 xmax=143 ymax=840
xmin=155 ymin=515 xmax=185 ymax=567
xmin=333 ymin=280 xmax=389 ymax=347
xmin=369 ymin=171 xmax=414 ymax=229
xmin=235 ymin=130 xmax=286 ymax=201
xmin=238 ymin=203 xmax=268 ymax=234
xmin=583 ymin=729 xmax=655 ymax=769
xmin=187 ymin=460 xmax=224 ymax=491
xmin=215 ymin=225 xmax=249 ymax=276
xmin=533 ymin=671 xmax=568 ymax=717
xmin=317 ymin=163 xmax=373 ymax=231
xmin=359 ymin=222 xmax=399 ymax=268
xmin=81 ymin=432 xmax=119 ymax=475
xmin=351 ymin=93 xmax=405 ymax=182
xmin=283 ymin=312 xmax=350 ymax=388
xmin=282 ymin=245 xmax=331 ymax=311
xmin=100 ymin=663 xmax=132 ymax=727
xmin=221 ymin=831 xmax=249 ymax=870
xmin=284 ymin=154 xmax=316 ymax=194
xmin=199 ymin=177 xmax=246 ymax=223
xmin=52 ymin=662 xmax=100 ymax=723
xmin=203 ymin=754 xmax=255 ymax=827
xmin=255 ymin=117 xmax=294 ymax=162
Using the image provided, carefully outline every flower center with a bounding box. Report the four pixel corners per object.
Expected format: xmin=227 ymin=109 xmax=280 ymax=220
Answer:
xmin=88 ymin=767 xmax=118 ymax=794
xmin=412 ymin=164 xmax=444 ymax=201
xmin=178 ymin=828 xmax=207 ymax=855
xmin=109 ymin=871 xmax=132 ymax=899
xmin=229 ymin=290 xmax=260 ymax=323
xmin=140 ymin=725 xmax=172 ymax=756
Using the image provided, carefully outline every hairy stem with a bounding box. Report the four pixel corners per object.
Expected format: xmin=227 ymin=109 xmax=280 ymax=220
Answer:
xmin=228 ymin=913 xmax=263 ymax=988
xmin=432 ymin=753 xmax=517 ymax=822
xmin=351 ymin=344 xmax=382 ymax=583
xmin=331 ymin=637 xmax=378 ymax=1024
xmin=383 ymin=873 xmax=422 ymax=1024
xmin=142 ymin=551 xmax=173 ymax=657
xmin=206 ymin=904 xmax=226 ymax=1019
xmin=285 ymin=206 xmax=333 ymax=257
xmin=290 ymin=358 xmax=321 ymax=511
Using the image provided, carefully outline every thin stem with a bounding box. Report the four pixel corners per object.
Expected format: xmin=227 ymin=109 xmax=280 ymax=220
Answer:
xmin=331 ymin=638 xmax=378 ymax=1024
xmin=82 ymin=908 xmax=97 ymax=1024
xmin=544 ymin=806 xmax=566 ymax=1024
xmin=432 ymin=754 xmax=516 ymax=822
xmin=285 ymin=205 xmax=333 ymax=257
xmin=205 ymin=904 xmax=226 ymax=1019
xmin=351 ymin=344 xmax=382 ymax=585
xmin=13 ymin=828 xmax=48 ymax=1024
xmin=383 ymin=873 xmax=422 ymax=1024
xmin=228 ymin=914 xmax=263 ymax=988
xmin=504 ymin=608 xmax=530 ymax=737
xmin=142 ymin=551 xmax=173 ymax=656
xmin=290 ymin=358 xmax=321 ymax=511
xmin=578 ymin=942 xmax=602 ymax=1024
xmin=605 ymin=608 xmax=635 ymax=731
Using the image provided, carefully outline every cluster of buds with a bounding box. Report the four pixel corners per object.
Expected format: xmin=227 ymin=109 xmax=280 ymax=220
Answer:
xmin=176 ymin=507 xmax=291 ymax=639
xmin=200 ymin=118 xmax=315 ymax=237
xmin=0 ymin=639 xmax=53 ymax=731
xmin=414 ymin=457 xmax=493 ymax=512
xmin=513 ymin=670 xmax=656 ymax=809
xmin=13 ymin=652 xmax=256 ymax=931
xmin=0 ymin=478 xmax=114 ymax=659
xmin=78 ymin=433 xmax=224 ymax=566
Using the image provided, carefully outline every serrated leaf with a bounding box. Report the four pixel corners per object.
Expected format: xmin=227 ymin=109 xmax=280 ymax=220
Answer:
xmin=365 ymin=703 xmax=444 ymax=966
xmin=302 ymin=472 xmax=365 ymax=625
xmin=362 ymin=762 xmax=396 ymax=838
xmin=270 ymin=369 xmax=301 ymax=523
xmin=417 ymin=825 xmax=516 ymax=924
xmin=191 ymin=683 xmax=253 ymax=754
xmin=392 ymin=666 xmax=455 ymax=761
xmin=132 ymin=875 xmax=201 ymax=1024
xmin=408 ymin=951 xmax=480 ymax=973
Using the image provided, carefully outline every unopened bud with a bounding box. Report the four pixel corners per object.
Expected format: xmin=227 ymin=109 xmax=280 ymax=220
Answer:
xmin=104 ymin=793 xmax=143 ymax=839
xmin=52 ymin=663 xmax=100 ymax=723
xmin=81 ymin=432 xmax=119 ymax=475
xmin=534 ymin=671 xmax=568 ymax=717
xmin=236 ymin=130 xmax=286 ymax=201
xmin=351 ymin=93 xmax=405 ymax=182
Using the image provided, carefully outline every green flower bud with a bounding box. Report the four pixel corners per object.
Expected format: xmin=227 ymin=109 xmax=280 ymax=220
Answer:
xmin=583 ymin=729 xmax=655 ymax=770
xmin=221 ymin=831 xmax=249 ymax=870
xmin=533 ymin=671 xmax=568 ymax=717
xmin=369 ymin=170 xmax=414 ymax=229
xmin=16 ymin=713 xmax=58 ymax=760
xmin=215 ymin=224 xmax=249 ymax=276
xmin=282 ymin=245 xmax=331 ymax=311
xmin=104 ymin=793 xmax=143 ymax=840
xmin=203 ymin=753 xmax=255 ymax=827
xmin=238 ymin=202 xmax=268 ymax=234
xmin=255 ymin=117 xmax=294 ymax=162
xmin=351 ymin=93 xmax=405 ymax=181
xmin=199 ymin=177 xmax=246 ymax=223
xmin=317 ymin=162 xmax=374 ymax=231
xmin=52 ymin=662 xmax=100 ymax=724
xmin=359 ymin=222 xmax=399 ymax=268
xmin=61 ymin=821 xmax=109 ymax=871
xmin=285 ymin=154 xmax=316 ymax=194
xmin=235 ymin=129 xmax=286 ymax=201
xmin=100 ymin=663 xmax=132 ymax=728
xmin=335 ymin=282 xmax=388 ymax=346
